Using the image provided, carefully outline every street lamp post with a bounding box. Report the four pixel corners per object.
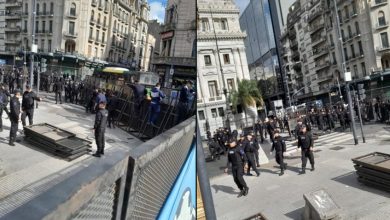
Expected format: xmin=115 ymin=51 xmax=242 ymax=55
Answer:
xmin=210 ymin=7 xmax=231 ymax=130
xmin=29 ymin=0 xmax=37 ymax=89
xmin=333 ymin=0 xmax=358 ymax=145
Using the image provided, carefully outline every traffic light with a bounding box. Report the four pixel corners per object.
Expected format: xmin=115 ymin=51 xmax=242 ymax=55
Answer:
xmin=357 ymin=83 xmax=366 ymax=100
xmin=41 ymin=58 xmax=47 ymax=73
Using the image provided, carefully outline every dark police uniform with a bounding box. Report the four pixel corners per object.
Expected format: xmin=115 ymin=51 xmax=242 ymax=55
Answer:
xmin=243 ymin=138 xmax=260 ymax=176
xmin=21 ymin=90 xmax=40 ymax=126
xmin=0 ymin=87 xmax=10 ymax=131
xmin=107 ymin=94 xmax=118 ymax=128
xmin=271 ymin=135 xmax=287 ymax=175
xmin=255 ymin=121 xmax=265 ymax=143
xmin=297 ymin=130 xmax=315 ymax=173
xmin=93 ymin=107 xmax=108 ymax=157
xmin=226 ymin=141 xmax=249 ymax=197
xmin=53 ymin=80 xmax=63 ymax=104
xmin=9 ymin=93 xmax=20 ymax=146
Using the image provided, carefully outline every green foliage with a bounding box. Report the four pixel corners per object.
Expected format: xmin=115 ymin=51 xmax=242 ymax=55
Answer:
xmin=230 ymin=80 xmax=264 ymax=112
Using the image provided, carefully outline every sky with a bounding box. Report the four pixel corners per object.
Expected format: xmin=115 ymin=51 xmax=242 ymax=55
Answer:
xmin=234 ymin=0 xmax=250 ymax=15
xmin=148 ymin=0 xmax=167 ymax=23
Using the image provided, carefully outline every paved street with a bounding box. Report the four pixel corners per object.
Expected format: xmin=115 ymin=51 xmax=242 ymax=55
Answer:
xmin=0 ymin=92 xmax=142 ymax=217
xmin=203 ymin=124 xmax=390 ymax=220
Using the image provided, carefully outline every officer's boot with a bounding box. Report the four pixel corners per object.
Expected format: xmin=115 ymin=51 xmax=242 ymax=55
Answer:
xmin=301 ymin=167 xmax=306 ymax=174
xmin=279 ymin=169 xmax=284 ymax=176
xmin=100 ymin=148 xmax=104 ymax=155
xmin=9 ymin=137 xmax=15 ymax=146
xmin=243 ymin=187 xmax=249 ymax=196
xmin=311 ymin=164 xmax=315 ymax=171
xmin=237 ymin=189 xmax=244 ymax=198
xmin=92 ymin=149 xmax=101 ymax=157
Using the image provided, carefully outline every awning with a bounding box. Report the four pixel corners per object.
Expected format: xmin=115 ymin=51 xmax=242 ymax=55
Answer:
xmin=102 ymin=67 xmax=130 ymax=74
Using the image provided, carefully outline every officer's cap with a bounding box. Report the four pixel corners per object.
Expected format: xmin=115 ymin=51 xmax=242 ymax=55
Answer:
xmin=13 ymin=89 xmax=21 ymax=95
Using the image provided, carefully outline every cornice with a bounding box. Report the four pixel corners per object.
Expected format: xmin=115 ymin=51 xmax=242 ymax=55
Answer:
xmin=197 ymin=32 xmax=246 ymax=41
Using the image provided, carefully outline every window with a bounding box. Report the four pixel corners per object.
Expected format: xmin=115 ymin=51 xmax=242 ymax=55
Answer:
xmin=88 ymin=45 xmax=92 ymax=56
xmin=353 ymin=65 xmax=358 ymax=79
xmin=69 ymin=21 xmax=75 ymax=35
xmin=101 ymin=49 xmax=103 ymax=59
xmin=89 ymin=28 xmax=93 ymax=39
xmin=218 ymin=107 xmax=225 ymax=117
xmin=329 ymin=34 xmax=334 ymax=45
xmin=43 ymin=3 xmax=46 ymax=14
xmin=49 ymin=20 xmax=53 ymax=33
xmin=221 ymin=19 xmax=228 ymax=30
xmin=48 ymin=40 xmax=52 ymax=52
xmin=344 ymin=47 xmax=348 ymax=60
xmin=42 ymin=21 xmax=46 ymax=32
xmin=355 ymin=22 xmax=360 ymax=34
xmin=208 ymin=81 xmax=218 ymax=98
xmin=351 ymin=44 xmax=355 ymax=58
xmin=102 ymin=32 xmax=105 ymax=42
xmin=211 ymin=109 xmax=217 ymax=118
xmin=204 ymin=55 xmax=212 ymax=66
xmin=37 ymin=3 xmax=40 ymax=15
xmin=24 ymin=20 xmax=27 ymax=31
xmin=50 ymin=2 xmax=54 ymax=14
xmin=40 ymin=39 xmax=44 ymax=51
xmin=198 ymin=111 xmax=205 ymax=120
xmin=35 ymin=21 xmax=38 ymax=33
xmin=91 ymin=10 xmax=94 ymax=20
xmin=96 ymin=30 xmax=99 ymax=40
xmin=98 ymin=13 xmax=101 ymax=24
xmin=95 ymin=47 xmax=98 ymax=57
xmin=25 ymin=3 xmax=28 ymax=14
xmin=344 ymin=6 xmax=349 ymax=19
xmin=70 ymin=3 xmax=76 ymax=16
xmin=201 ymin=19 xmax=209 ymax=31
xmin=381 ymin=32 xmax=389 ymax=48
xmin=338 ymin=10 xmax=343 ymax=23
xmin=358 ymin=41 xmax=363 ymax=55
xmin=332 ymin=52 xmax=336 ymax=64
xmin=341 ymin=29 xmax=345 ymax=41
xmin=223 ymin=54 xmax=230 ymax=64
xmin=103 ymin=16 xmax=106 ymax=26
xmin=378 ymin=11 xmax=386 ymax=26
xmin=227 ymin=78 xmax=235 ymax=91
xmin=348 ymin=25 xmax=352 ymax=37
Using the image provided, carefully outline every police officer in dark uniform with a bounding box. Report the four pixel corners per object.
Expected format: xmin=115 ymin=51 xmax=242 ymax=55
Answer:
xmin=294 ymin=118 xmax=303 ymax=139
xmin=21 ymin=85 xmax=42 ymax=127
xmin=9 ymin=89 xmax=21 ymax=146
xmin=271 ymin=129 xmax=287 ymax=176
xmin=243 ymin=133 xmax=260 ymax=176
xmin=53 ymin=78 xmax=64 ymax=104
xmin=250 ymin=131 xmax=260 ymax=167
xmin=224 ymin=138 xmax=249 ymax=198
xmin=92 ymin=101 xmax=108 ymax=157
xmin=297 ymin=125 xmax=315 ymax=174
xmin=208 ymin=137 xmax=223 ymax=161
xmin=107 ymin=91 xmax=118 ymax=128
xmin=267 ymin=116 xmax=276 ymax=143
xmin=129 ymin=80 xmax=146 ymax=116
xmin=255 ymin=119 xmax=265 ymax=143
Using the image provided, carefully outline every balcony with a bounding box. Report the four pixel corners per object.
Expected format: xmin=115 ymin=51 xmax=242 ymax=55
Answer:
xmin=308 ymin=8 xmax=323 ymax=23
xmin=98 ymin=3 xmax=104 ymax=10
xmin=5 ymin=26 xmax=21 ymax=32
xmin=88 ymin=36 xmax=93 ymax=42
xmin=350 ymin=11 xmax=358 ymax=18
xmin=67 ymin=13 xmax=77 ymax=19
xmin=63 ymin=32 xmax=78 ymax=38
xmin=311 ymin=36 xmax=326 ymax=47
xmin=94 ymin=38 xmax=100 ymax=44
xmin=288 ymin=29 xmax=297 ymax=40
xmin=5 ymin=12 xmax=21 ymax=20
xmin=317 ymin=74 xmax=333 ymax=83
xmin=208 ymin=96 xmax=223 ymax=102
xmin=376 ymin=45 xmax=390 ymax=52
xmin=162 ymin=23 xmax=176 ymax=33
xmin=104 ymin=6 xmax=109 ymax=14
xmin=22 ymin=28 xmax=27 ymax=33
xmin=152 ymin=56 xmax=196 ymax=67
xmin=4 ymin=39 xmax=22 ymax=45
xmin=290 ymin=40 xmax=298 ymax=50
xmin=309 ymin=22 xmax=325 ymax=34
xmin=102 ymin=24 xmax=108 ymax=30
xmin=313 ymin=48 xmax=329 ymax=59
xmin=92 ymin=0 xmax=97 ymax=7
xmin=315 ymin=61 xmax=331 ymax=71
xmin=96 ymin=21 xmax=102 ymax=28
xmin=90 ymin=19 xmax=96 ymax=25
xmin=292 ymin=51 xmax=300 ymax=61
xmin=45 ymin=30 xmax=53 ymax=35
xmin=5 ymin=0 xmax=22 ymax=8
xmin=376 ymin=21 xmax=389 ymax=30
xmin=370 ymin=0 xmax=388 ymax=8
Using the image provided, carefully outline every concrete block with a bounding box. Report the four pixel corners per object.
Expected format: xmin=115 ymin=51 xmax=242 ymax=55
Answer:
xmin=303 ymin=188 xmax=342 ymax=220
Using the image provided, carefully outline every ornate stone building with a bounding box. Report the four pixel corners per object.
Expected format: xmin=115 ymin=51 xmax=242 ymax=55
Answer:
xmin=197 ymin=0 xmax=251 ymax=137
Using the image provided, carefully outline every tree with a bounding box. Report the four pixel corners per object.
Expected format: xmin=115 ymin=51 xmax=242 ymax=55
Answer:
xmin=231 ymin=79 xmax=264 ymax=127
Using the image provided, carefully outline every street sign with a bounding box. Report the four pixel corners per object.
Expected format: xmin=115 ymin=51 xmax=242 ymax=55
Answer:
xmin=344 ymin=72 xmax=352 ymax=81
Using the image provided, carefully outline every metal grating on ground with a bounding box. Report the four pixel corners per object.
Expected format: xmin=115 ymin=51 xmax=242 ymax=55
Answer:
xmin=72 ymin=181 xmax=119 ymax=220
xmin=329 ymin=146 xmax=344 ymax=151
xmin=129 ymin=131 xmax=194 ymax=219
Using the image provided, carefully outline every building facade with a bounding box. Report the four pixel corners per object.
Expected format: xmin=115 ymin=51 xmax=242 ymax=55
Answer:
xmin=197 ymin=0 xmax=251 ymax=137
xmin=0 ymin=0 xmax=150 ymax=78
xmin=152 ymin=0 xmax=196 ymax=88
xmin=281 ymin=0 xmax=390 ymax=103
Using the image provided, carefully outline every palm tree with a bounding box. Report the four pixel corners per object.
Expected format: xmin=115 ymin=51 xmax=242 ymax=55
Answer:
xmin=231 ymin=79 xmax=264 ymax=127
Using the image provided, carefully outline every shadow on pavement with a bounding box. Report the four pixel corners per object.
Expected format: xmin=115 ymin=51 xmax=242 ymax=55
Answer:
xmin=331 ymin=171 xmax=390 ymax=198
xmin=284 ymin=207 xmax=304 ymax=220
xmin=211 ymin=184 xmax=239 ymax=195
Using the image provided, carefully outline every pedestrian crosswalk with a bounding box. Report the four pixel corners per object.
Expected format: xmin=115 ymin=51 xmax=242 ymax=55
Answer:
xmin=284 ymin=132 xmax=354 ymax=155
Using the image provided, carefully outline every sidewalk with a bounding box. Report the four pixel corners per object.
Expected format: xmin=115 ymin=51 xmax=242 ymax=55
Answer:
xmin=204 ymin=124 xmax=390 ymax=219
xmin=0 ymin=92 xmax=143 ymax=217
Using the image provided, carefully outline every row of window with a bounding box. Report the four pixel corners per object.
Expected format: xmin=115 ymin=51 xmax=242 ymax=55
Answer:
xmin=28 ymin=39 xmax=52 ymax=53
xmin=198 ymin=108 xmax=225 ymax=120
xmin=203 ymin=54 xmax=231 ymax=66
xmin=207 ymin=79 xmax=235 ymax=98
xmin=25 ymin=20 xmax=54 ymax=33
xmin=25 ymin=2 xmax=55 ymax=15
xmin=200 ymin=18 xmax=229 ymax=32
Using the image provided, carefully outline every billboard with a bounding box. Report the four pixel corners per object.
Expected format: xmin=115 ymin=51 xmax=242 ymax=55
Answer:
xmin=158 ymin=145 xmax=196 ymax=220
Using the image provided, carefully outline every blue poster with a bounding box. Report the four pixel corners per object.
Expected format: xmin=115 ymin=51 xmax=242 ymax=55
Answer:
xmin=158 ymin=145 xmax=196 ymax=220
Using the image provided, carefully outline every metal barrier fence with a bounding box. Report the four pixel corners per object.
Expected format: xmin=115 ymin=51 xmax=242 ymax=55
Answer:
xmin=0 ymin=117 xmax=195 ymax=220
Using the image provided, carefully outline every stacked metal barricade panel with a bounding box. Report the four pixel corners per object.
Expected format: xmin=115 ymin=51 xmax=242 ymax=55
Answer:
xmin=352 ymin=152 xmax=390 ymax=192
